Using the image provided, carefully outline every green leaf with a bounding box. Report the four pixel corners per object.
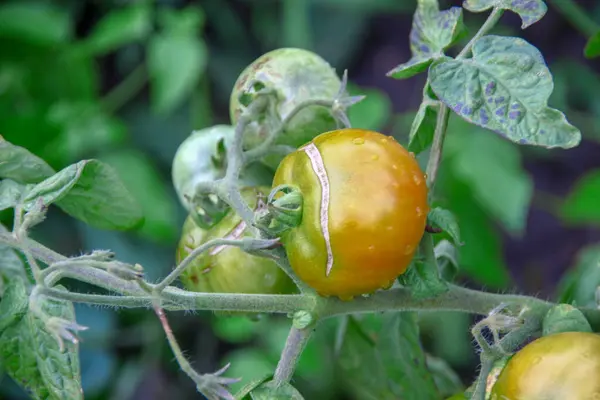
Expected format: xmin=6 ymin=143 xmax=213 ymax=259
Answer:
xmin=463 ymin=0 xmax=547 ymax=29
xmin=337 ymin=313 xmax=439 ymax=400
xmin=542 ymin=304 xmax=592 ymax=336
xmin=83 ymin=4 xmax=151 ymax=55
xmin=430 ymin=35 xmax=581 ymax=149
xmin=427 ymin=207 xmax=461 ymax=245
xmin=234 ymin=375 xmax=271 ymax=400
xmin=46 ymin=102 xmax=127 ymax=162
xmin=0 ymin=2 xmax=71 ymax=46
xmin=24 ymin=160 xmax=143 ymax=230
xmin=0 ymin=278 xmax=28 ymax=334
xmin=100 ymin=150 xmax=179 ymax=243
xmin=560 ymin=170 xmax=600 ymax=225
xmin=444 ymin=116 xmax=533 ymax=235
xmin=0 ymin=282 xmax=82 ymax=399
xmin=0 ymin=138 xmax=55 ymax=184
xmin=425 ymin=354 xmax=464 ymax=398
xmin=434 ymin=239 xmax=459 ymax=281
xmin=438 ymin=168 xmax=510 ymax=287
xmin=347 ymin=85 xmax=392 ymax=131
xmin=387 ymin=0 xmax=465 ymax=79
xmin=0 ymin=180 xmax=27 ymax=211
xmin=408 ymin=100 xmax=438 ymax=153
xmin=222 ymin=349 xmax=274 ymax=394
xmin=157 ymin=5 xmax=205 ymax=35
xmin=399 ymin=244 xmax=449 ymax=299
xmin=0 ymin=224 xmax=27 ymax=281
xmin=557 ymin=245 xmax=600 ymax=308
xmin=148 ymin=32 xmax=208 ymax=114
xmin=584 ymin=30 xmax=600 ymax=58
xmin=250 ymin=381 xmax=304 ymax=400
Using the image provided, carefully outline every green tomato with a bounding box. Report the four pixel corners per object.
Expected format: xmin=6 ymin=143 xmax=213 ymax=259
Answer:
xmin=230 ymin=48 xmax=341 ymax=169
xmin=172 ymin=125 xmax=274 ymax=228
xmin=175 ymin=187 xmax=297 ymax=297
xmin=171 ymin=125 xmax=232 ymax=227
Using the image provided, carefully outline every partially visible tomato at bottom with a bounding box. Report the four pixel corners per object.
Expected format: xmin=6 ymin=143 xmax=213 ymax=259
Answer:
xmin=491 ymin=331 xmax=600 ymax=400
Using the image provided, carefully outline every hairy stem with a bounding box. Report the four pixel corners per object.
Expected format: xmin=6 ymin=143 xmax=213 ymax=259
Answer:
xmin=470 ymin=355 xmax=494 ymax=400
xmin=244 ymin=99 xmax=334 ymax=162
xmin=457 ymin=8 xmax=505 ymax=59
xmin=153 ymin=307 xmax=211 ymax=395
xmin=273 ymin=326 xmax=314 ymax=385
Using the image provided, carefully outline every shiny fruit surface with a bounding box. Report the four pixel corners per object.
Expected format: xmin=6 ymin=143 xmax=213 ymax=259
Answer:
xmin=491 ymin=331 xmax=600 ymax=400
xmin=273 ymin=128 xmax=428 ymax=299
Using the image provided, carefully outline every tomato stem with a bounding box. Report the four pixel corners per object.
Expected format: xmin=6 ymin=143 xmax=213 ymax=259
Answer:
xmin=425 ymin=103 xmax=449 ymax=191
xmin=273 ymin=326 xmax=314 ymax=385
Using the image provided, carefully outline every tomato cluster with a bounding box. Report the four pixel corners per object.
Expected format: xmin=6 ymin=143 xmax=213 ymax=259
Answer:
xmin=172 ymin=48 xmax=429 ymax=300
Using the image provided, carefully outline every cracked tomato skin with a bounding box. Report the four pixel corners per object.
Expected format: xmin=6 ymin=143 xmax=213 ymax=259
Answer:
xmin=176 ymin=187 xmax=296 ymax=296
xmin=491 ymin=331 xmax=600 ymax=400
xmin=273 ymin=128 xmax=429 ymax=299
xmin=230 ymin=48 xmax=341 ymax=169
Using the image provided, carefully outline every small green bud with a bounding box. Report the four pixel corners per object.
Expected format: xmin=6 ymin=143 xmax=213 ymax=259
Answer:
xmin=292 ymin=310 xmax=314 ymax=329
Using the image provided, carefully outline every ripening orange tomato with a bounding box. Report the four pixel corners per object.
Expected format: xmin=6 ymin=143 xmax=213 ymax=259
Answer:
xmin=273 ymin=128 xmax=429 ymax=299
xmin=491 ymin=331 xmax=600 ymax=400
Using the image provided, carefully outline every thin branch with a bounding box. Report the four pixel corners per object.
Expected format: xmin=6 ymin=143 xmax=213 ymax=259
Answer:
xmin=273 ymin=326 xmax=313 ymax=385
xmin=457 ymin=8 xmax=505 ymax=59
xmin=154 ymin=237 xmax=268 ymax=293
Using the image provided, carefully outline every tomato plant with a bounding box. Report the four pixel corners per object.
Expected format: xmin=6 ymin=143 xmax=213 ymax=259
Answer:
xmin=273 ymin=128 xmax=428 ymax=299
xmin=230 ymin=48 xmax=341 ymax=169
xmin=491 ymin=331 xmax=600 ymax=400
xmin=1 ymin=1 xmax=598 ymax=400
xmin=176 ymin=187 xmax=297 ymax=296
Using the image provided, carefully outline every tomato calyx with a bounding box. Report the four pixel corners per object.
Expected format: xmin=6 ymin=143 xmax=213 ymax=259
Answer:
xmin=187 ymin=192 xmax=230 ymax=230
xmin=330 ymin=70 xmax=365 ymax=128
xmin=255 ymin=185 xmax=303 ymax=235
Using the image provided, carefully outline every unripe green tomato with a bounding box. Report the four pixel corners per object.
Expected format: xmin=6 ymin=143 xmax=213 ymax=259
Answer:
xmin=273 ymin=128 xmax=429 ymax=299
xmin=491 ymin=331 xmax=600 ymax=400
xmin=230 ymin=48 xmax=341 ymax=169
xmin=172 ymin=125 xmax=274 ymax=229
xmin=175 ymin=187 xmax=297 ymax=297
xmin=171 ymin=125 xmax=232 ymax=215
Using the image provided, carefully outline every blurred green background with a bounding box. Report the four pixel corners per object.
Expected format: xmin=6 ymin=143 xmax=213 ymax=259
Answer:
xmin=1 ymin=0 xmax=599 ymax=398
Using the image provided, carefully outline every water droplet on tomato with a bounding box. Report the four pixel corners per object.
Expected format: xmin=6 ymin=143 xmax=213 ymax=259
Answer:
xmin=392 ymin=164 xmax=398 ymax=170
xmin=416 ymin=207 xmax=424 ymax=217
xmin=352 ymin=137 xmax=365 ymax=145
xmin=412 ymin=173 xmax=422 ymax=185
xmin=368 ymin=245 xmax=376 ymax=251
xmin=409 ymin=152 xmax=415 ymax=158
xmin=404 ymin=244 xmax=414 ymax=255
xmin=386 ymin=226 xmax=394 ymax=231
